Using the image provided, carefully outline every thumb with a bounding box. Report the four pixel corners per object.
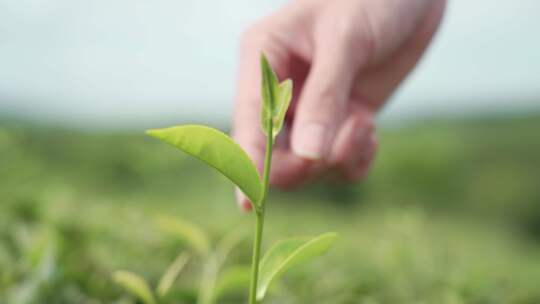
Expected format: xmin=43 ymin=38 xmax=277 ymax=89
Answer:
xmin=291 ymin=43 xmax=360 ymax=161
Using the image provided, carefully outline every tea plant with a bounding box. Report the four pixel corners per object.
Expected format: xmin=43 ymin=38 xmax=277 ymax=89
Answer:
xmin=114 ymin=216 xmax=250 ymax=304
xmin=114 ymin=253 xmax=189 ymax=304
xmin=0 ymin=223 xmax=58 ymax=304
xmin=146 ymin=54 xmax=337 ymax=303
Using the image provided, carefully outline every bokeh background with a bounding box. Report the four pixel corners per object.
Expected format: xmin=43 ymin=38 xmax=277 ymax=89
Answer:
xmin=1 ymin=0 xmax=540 ymax=303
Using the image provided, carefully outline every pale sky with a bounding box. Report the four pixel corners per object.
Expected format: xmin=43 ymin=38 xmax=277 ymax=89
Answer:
xmin=0 ymin=0 xmax=539 ymax=128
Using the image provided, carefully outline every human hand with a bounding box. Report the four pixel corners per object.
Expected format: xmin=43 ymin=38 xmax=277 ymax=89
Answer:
xmin=233 ymin=0 xmax=446 ymax=210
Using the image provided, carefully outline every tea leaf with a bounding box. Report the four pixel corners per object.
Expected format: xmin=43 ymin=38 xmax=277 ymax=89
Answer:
xmin=156 ymin=216 xmax=211 ymax=256
xmin=146 ymin=125 xmax=262 ymax=204
xmin=272 ymin=79 xmax=292 ymax=137
xmin=256 ymin=232 xmax=338 ymax=301
xmin=113 ymin=270 xmax=156 ymax=304
xmin=260 ymin=54 xmax=278 ymax=129
xmin=157 ymin=252 xmax=190 ymax=298
xmin=260 ymin=54 xmax=293 ymax=139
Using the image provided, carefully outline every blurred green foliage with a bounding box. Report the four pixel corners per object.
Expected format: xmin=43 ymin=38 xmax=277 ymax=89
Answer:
xmin=1 ymin=115 xmax=540 ymax=303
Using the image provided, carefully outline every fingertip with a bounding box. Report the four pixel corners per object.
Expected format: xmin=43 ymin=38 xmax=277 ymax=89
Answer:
xmin=291 ymin=122 xmax=329 ymax=160
xmin=235 ymin=188 xmax=253 ymax=213
xmin=329 ymin=106 xmax=372 ymax=167
xmin=242 ymin=200 xmax=253 ymax=212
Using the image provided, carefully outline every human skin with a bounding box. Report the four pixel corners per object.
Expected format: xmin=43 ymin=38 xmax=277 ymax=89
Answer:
xmin=233 ymin=0 xmax=446 ymax=210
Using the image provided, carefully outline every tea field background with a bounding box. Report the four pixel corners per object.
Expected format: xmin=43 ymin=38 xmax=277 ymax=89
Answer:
xmin=1 ymin=114 xmax=540 ymax=303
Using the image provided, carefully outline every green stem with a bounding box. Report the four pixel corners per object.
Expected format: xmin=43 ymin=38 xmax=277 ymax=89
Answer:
xmin=248 ymin=119 xmax=273 ymax=304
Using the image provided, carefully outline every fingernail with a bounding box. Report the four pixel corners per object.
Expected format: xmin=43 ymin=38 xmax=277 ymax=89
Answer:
xmin=235 ymin=188 xmax=252 ymax=212
xmin=292 ymin=123 xmax=327 ymax=160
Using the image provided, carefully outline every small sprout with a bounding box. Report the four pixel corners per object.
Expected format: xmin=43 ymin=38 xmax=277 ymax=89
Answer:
xmin=146 ymin=52 xmax=336 ymax=303
xmin=156 ymin=215 xmax=211 ymax=257
xmin=113 ymin=270 xmax=157 ymax=304
xmin=260 ymin=55 xmax=293 ymax=139
xmin=114 ymin=218 xmax=248 ymax=304
xmin=157 ymin=253 xmax=190 ymax=297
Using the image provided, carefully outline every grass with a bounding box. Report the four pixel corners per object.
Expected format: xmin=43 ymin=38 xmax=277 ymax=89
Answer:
xmin=1 ymin=114 xmax=540 ymax=303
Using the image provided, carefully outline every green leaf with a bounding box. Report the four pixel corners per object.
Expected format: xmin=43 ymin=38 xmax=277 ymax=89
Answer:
xmin=214 ymin=266 xmax=251 ymax=300
xmin=155 ymin=216 xmax=211 ymax=256
xmin=272 ymin=79 xmax=293 ymax=137
xmin=260 ymin=54 xmax=278 ymax=128
xmin=256 ymin=232 xmax=338 ymax=301
xmin=146 ymin=125 xmax=262 ymax=204
xmin=260 ymin=53 xmax=293 ymax=139
xmin=157 ymin=252 xmax=190 ymax=298
xmin=113 ymin=270 xmax=156 ymax=304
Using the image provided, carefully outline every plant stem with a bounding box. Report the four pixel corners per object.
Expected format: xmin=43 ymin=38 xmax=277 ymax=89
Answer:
xmin=249 ymin=212 xmax=264 ymax=304
xmin=248 ymin=119 xmax=273 ymax=304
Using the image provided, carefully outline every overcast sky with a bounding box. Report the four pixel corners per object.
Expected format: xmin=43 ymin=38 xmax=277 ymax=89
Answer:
xmin=0 ymin=0 xmax=539 ymax=128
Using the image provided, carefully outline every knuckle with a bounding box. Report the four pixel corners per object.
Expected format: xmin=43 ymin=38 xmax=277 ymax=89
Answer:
xmin=353 ymin=10 xmax=378 ymax=62
xmin=325 ymin=8 xmax=378 ymax=62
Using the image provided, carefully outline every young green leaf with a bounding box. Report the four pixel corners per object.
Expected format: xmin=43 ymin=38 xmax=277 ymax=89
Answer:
xmin=113 ymin=270 xmax=157 ymax=304
xmin=256 ymin=232 xmax=338 ymax=301
xmin=260 ymin=54 xmax=278 ymax=128
xmin=155 ymin=216 xmax=211 ymax=256
xmin=146 ymin=125 xmax=262 ymax=205
xmin=157 ymin=253 xmax=190 ymax=298
xmin=260 ymin=54 xmax=293 ymax=139
xmin=272 ymin=79 xmax=292 ymax=137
